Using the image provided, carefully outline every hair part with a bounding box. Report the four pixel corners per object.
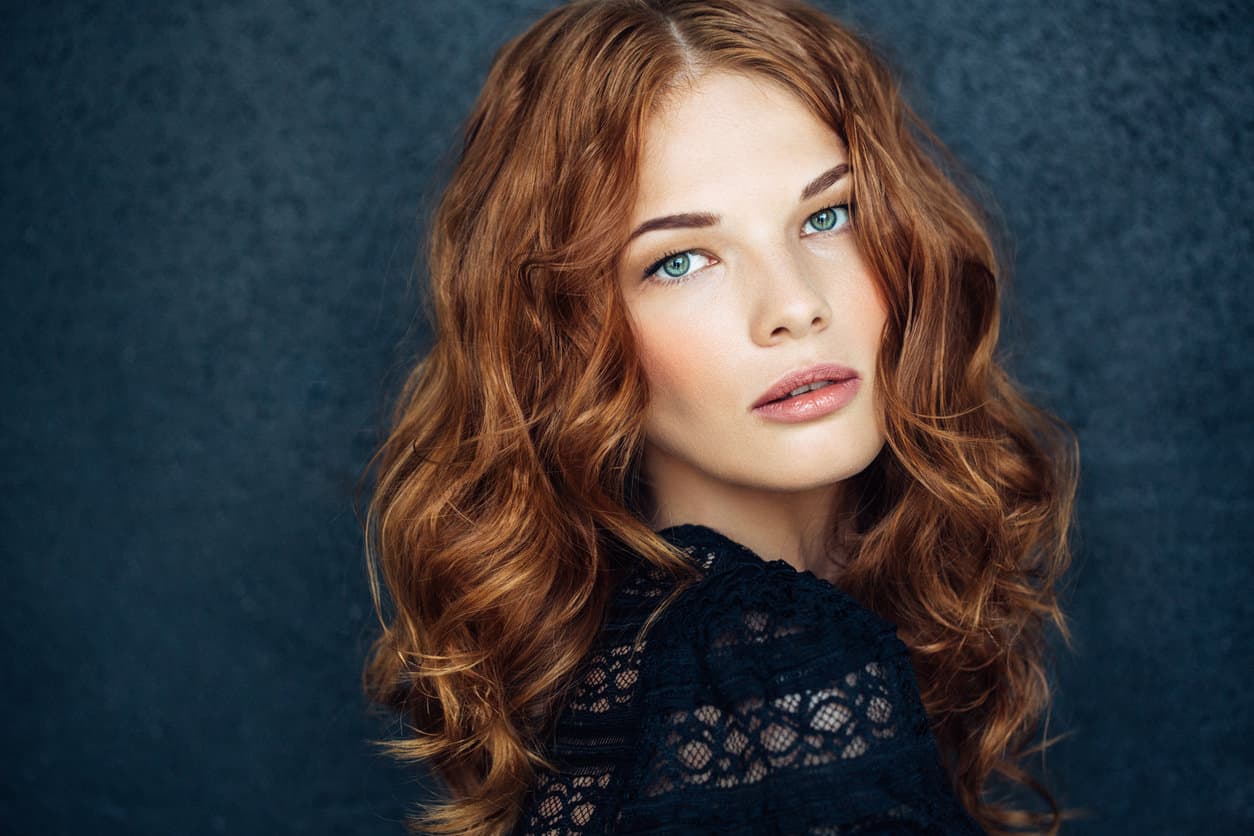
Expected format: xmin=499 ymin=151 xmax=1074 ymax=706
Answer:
xmin=357 ymin=1 xmax=1083 ymax=833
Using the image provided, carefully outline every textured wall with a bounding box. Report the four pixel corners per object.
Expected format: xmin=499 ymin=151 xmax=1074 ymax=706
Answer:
xmin=1 ymin=0 xmax=1250 ymax=834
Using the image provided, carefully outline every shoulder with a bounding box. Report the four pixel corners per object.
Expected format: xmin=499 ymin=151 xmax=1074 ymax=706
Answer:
xmin=613 ymin=528 xmax=984 ymax=833
xmin=643 ymin=525 xmax=910 ymax=689
xmin=627 ymin=529 xmax=928 ymax=772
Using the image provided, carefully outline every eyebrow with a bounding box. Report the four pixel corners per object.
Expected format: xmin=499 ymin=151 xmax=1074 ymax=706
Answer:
xmin=625 ymin=162 xmax=850 ymax=244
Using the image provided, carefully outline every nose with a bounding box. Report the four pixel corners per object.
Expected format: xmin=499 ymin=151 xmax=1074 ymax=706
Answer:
xmin=747 ymin=245 xmax=832 ymax=345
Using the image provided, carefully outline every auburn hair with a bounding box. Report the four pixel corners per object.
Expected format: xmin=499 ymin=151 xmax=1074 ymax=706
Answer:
xmin=356 ymin=1 xmax=1083 ymax=834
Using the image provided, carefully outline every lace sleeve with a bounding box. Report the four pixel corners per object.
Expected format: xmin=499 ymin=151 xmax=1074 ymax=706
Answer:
xmin=613 ymin=561 xmax=986 ymax=835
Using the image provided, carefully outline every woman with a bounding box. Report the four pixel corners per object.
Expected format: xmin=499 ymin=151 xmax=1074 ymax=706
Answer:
xmin=357 ymin=1 xmax=1081 ymax=834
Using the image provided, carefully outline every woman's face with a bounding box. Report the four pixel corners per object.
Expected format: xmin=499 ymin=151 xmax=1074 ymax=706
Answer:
xmin=617 ymin=70 xmax=889 ymax=526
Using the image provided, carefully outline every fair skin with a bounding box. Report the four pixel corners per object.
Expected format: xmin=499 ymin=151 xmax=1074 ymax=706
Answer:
xmin=616 ymin=70 xmax=890 ymax=582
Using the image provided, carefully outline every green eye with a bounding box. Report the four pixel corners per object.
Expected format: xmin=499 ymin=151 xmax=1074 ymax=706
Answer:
xmin=661 ymin=252 xmax=690 ymax=277
xmin=811 ymin=209 xmax=836 ymax=230
xmin=803 ymin=204 xmax=851 ymax=234
xmin=643 ymin=250 xmax=712 ymax=284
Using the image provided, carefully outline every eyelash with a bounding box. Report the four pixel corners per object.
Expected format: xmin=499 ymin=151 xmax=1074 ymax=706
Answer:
xmin=641 ymin=202 xmax=855 ymax=286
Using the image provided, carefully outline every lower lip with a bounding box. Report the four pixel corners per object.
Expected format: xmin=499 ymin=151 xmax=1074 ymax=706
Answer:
xmin=752 ymin=378 xmax=861 ymax=423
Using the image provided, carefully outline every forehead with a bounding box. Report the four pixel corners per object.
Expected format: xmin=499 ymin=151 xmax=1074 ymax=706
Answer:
xmin=632 ymin=71 xmax=846 ymax=215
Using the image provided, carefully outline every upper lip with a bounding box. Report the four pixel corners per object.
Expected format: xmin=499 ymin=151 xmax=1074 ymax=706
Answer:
xmin=752 ymin=362 xmax=859 ymax=409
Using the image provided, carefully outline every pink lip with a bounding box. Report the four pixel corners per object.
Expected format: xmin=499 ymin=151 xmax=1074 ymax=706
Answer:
xmin=752 ymin=377 xmax=861 ymax=423
xmin=752 ymin=362 xmax=860 ymax=410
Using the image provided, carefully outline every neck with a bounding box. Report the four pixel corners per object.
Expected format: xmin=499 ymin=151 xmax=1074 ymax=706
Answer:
xmin=644 ymin=450 xmax=855 ymax=582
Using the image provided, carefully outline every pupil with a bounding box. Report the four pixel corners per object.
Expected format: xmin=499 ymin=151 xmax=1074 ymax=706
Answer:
xmin=813 ymin=210 xmax=834 ymax=230
xmin=664 ymin=253 xmax=689 ymax=277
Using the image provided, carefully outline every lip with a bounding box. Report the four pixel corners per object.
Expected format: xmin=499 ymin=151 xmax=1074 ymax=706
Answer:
xmin=752 ymin=377 xmax=861 ymax=423
xmin=751 ymin=362 xmax=861 ymax=410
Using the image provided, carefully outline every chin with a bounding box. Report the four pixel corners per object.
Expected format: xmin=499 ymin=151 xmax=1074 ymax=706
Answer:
xmin=746 ymin=464 xmax=868 ymax=493
xmin=722 ymin=446 xmax=882 ymax=493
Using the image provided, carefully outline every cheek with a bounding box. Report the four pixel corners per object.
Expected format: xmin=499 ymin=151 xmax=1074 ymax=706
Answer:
xmin=632 ymin=310 xmax=733 ymax=422
xmin=846 ymin=270 xmax=889 ymax=354
xmin=859 ymin=283 xmax=891 ymax=434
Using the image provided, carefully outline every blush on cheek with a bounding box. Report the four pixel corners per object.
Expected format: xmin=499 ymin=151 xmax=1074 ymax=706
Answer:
xmin=635 ymin=334 xmax=724 ymax=422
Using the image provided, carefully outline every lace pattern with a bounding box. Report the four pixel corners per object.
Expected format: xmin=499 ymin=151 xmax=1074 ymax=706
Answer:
xmin=511 ymin=525 xmax=985 ymax=835
xmin=639 ymin=656 xmax=905 ymax=797
xmin=522 ymin=766 xmax=615 ymax=833
xmin=511 ymin=541 xmax=717 ymax=834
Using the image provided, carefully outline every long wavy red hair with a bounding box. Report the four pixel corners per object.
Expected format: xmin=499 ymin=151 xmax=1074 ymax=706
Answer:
xmin=356 ymin=1 xmax=1083 ymax=834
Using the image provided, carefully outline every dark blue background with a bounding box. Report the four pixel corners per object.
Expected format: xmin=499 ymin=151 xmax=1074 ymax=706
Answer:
xmin=2 ymin=1 xmax=1251 ymax=833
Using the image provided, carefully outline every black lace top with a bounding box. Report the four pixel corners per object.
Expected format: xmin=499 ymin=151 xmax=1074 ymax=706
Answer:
xmin=511 ymin=524 xmax=986 ymax=835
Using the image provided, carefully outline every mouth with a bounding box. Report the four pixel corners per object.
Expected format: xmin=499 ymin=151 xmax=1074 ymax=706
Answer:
xmin=763 ymin=379 xmax=843 ymax=404
xmin=752 ymin=363 xmax=860 ymax=409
